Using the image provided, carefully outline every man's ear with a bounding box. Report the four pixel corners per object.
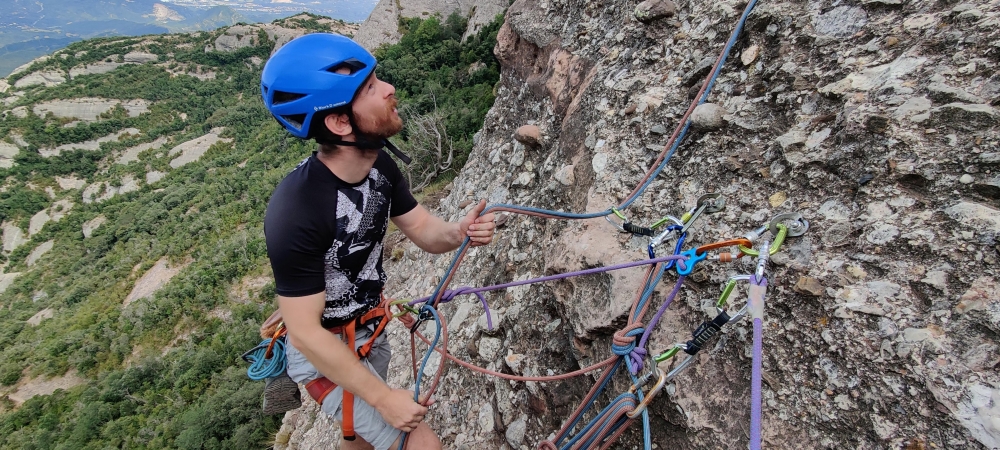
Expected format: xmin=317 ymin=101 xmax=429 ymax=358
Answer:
xmin=323 ymin=113 xmax=353 ymax=137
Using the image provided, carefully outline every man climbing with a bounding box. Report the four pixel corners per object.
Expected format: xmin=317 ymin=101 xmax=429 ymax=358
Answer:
xmin=261 ymin=33 xmax=496 ymax=450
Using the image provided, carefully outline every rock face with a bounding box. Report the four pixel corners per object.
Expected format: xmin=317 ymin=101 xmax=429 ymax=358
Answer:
xmin=353 ymin=0 xmax=508 ymax=50
xmin=123 ymin=258 xmax=189 ymax=307
xmin=209 ymin=17 xmax=358 ymax=53
xmin=168 ymin=128 xmax=232 ymax=168
xmin=280 ymin=0 xmax=1000 ymax=449
xmin=33 ymin=99 xmax=148 ymax=122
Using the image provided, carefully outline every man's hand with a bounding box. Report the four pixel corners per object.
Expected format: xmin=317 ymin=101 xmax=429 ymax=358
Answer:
xmin=459 ymin=200 xmax=495 ymax=247
xmin=372 ymin=388 xmax=428 ymax=432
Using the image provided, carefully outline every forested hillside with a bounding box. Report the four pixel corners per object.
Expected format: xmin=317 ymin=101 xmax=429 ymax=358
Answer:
xmin=0 ymin=11 xmax=500 ymax=449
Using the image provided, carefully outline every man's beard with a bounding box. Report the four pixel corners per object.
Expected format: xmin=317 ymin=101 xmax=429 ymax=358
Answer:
xmin=355 ymin=98 xmax=403 ymax=140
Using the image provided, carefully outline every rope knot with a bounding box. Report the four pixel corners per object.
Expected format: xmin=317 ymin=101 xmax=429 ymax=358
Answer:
xmin=611 ymin=326 xmax=645 ymax=357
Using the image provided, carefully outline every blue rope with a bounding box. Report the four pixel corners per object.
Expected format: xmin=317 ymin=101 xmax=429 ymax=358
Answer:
xmin=398 ymin=304 xmax=443 ymax=450
xmin=622 ymin=0 xmax=760 ymax=210
xmin=561 ymin=392 xmax=638 ymax=450
xmin=551 ymin=359 xmax=623 ymax=448
xmin=244 ymin=338 xmax=287 ymax=380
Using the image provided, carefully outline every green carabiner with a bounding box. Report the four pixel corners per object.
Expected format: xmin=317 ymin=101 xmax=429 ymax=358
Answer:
xmin=739 ymin=223 xmax=788 ymax=256
xmin=653 ymin=345 xmax=683 ymax=363
xmin=716 ymin=279 xmax=740 ymax=309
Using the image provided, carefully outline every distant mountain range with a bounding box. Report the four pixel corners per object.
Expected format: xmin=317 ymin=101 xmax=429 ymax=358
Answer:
xmin=0 ymin=0 xmax=377 ymax=77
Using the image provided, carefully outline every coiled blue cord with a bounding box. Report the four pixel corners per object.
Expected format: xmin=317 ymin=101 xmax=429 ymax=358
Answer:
xmin=244 ymin=338 xmax=287 ymax=380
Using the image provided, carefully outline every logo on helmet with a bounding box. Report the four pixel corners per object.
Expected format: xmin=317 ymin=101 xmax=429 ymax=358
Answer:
xmin=314 ymin=101 xmax=347 ymax=112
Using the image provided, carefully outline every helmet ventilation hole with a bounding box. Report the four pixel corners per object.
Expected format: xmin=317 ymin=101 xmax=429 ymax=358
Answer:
xmin=326 ymin=58 xmax=368 ymax=75
xmin=273 ymin=91 xmax=307 ymax=105
xmin=281 ymin=114 xmax=307 ymax=129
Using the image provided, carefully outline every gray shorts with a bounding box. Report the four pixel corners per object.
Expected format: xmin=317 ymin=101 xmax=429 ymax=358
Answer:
xmin=285 ymin=323 xmax=401 ymax=450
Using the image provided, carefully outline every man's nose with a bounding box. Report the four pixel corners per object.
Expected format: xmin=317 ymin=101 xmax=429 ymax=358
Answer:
xmin=381 ymin=80 xmax=396 ymax=97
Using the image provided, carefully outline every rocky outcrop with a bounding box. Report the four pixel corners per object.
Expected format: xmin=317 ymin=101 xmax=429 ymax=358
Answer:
xmin=123 ymin=258 xmax=190 ymax=307
xmin=81 ymin=215 xmax=106 ymax=239
xmin=0 ymin=142 xmax=19 ymax=168
xmin=26 ymin=240 xmax=54 ymax=267
xmin=209 ymin=17 xmax=358 ymax=53
xmin=150 ymin=3 xmax=185 ymax=22
xmin=28 ymin=199 xmax=74 ymax=236
xmin=168 ymin=128 xmax=232 ymax=168
xmin=282 ymin=0 xmax=1000 ymax=448
xmin=2 ymin=222 xmax=27 ymax=253
xmin=33 ymin=99 xmax=148 ymax=122
xmin=82 ymin=175 xmax=141 ymax=204
xmin=353 ymin=0 xmax=508 ymax=50
xmin=41 ymin=128 xmax=141 ymax=157
xmin=14 ymin=70 xmax=67 ymax=88
xmin=117 ymin=136 xmax=169 ymax=165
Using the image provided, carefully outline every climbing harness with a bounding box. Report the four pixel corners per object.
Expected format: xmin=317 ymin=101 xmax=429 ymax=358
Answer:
xmin=301 ymin=297 xmax=393 ymax=441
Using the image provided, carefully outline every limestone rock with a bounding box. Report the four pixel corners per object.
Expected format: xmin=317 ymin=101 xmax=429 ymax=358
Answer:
xmin=932 ymin=103 xmax=998 ymax=131
xmin=814 ymin=6 xmax=868 ymax=40
xmin=690 ymin=103 xmax=728 ymax=130
xmin=741 ymin=45 xmax=760 ymax=66
xmin=123 ymin=52 xmax=158 ymax=64
xmin=3 ymin=222 xmax=26 ymax=252
xmin=634 ymin=0 xmax=677 ymax=23
xmin=69 ymin=62 xmax=123 ymax=78
xmin=27 ymin=308 xmax=54 ymax=326
xmin=354 ymin=0 xmax=506 ymax=51
xmin=973 ymin=176 xmax=1000 ymax=199
xmin=505 ymin=415 xmax=527 ymax=447
xmin=928 ymin=82 xmax=986 ymax=104
xmin=554 ymin=165 xmax=575 ymax=186
xmin=33 ymin=99 xmax=148 ymax=122
xmin=124 ymin=257 xmax=190 ymax=307
xmin=513 ymin=125 xmax=543 ymax=147
xmin=169 ymin=128 xmax=232 ymax=168
xmin=82 ymin=216 xmax=106 ymax=239
xmin=26 ymin=240 xmax=54 ymax=267
xmin=0 ymin=273 xmax=20 ymax=294
xmin=0 ymin=142 xmax=19 ymax=168
xmin=794 ymin=276 xmax=825 ymax=296
xmin=944 ymin=202 xmax=1000 ymax=235
xmin=14 ymin=70 xmax=66 ymax=88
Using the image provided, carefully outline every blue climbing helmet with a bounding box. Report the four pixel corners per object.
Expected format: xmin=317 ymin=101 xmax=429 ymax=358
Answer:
xmin=261 ymin=33 xmax=377 ymax=139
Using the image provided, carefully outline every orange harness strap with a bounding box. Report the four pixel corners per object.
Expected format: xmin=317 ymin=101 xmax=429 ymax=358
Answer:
xmin=303 ymin=298 xmax=392 ymax=442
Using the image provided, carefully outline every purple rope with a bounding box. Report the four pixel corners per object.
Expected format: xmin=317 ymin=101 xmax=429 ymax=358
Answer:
xmin=751 ymin=317 xmax=763 ymax=450
xmin=630 ymin=276 xmax=686 ymax=372
xmin=409 ymin=255 xmax=687 ymax=324
xmin=749 ymin=274 xmax=767 ymax=450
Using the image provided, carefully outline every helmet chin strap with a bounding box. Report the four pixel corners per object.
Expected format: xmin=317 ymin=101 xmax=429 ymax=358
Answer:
xmin=320 ymin=113 xmax=412 ymax=165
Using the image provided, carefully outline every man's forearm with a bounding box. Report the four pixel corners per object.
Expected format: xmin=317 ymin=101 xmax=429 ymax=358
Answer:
xmin=402 ymin=214 xmax=464 ymax=254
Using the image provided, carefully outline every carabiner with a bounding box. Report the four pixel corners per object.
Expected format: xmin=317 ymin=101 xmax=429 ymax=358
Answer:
xmin=652 ymin=345 xmax=700 ymax=380
xmin=739 ymin=224 xmax=787 ymax=256
xmin=604 ymin=208 xmax=628 ymax=232
xmin=627 ymin=368 xmax=668 ymax=418
xmin=716 ymin=274 xmax=753 ymax=324
xmin=679 ymin=193 xmax=726 ymax=235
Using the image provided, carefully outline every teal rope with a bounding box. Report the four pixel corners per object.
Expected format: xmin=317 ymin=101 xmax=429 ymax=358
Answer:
xmin=245 ymin=338 xmax=288 ymax=380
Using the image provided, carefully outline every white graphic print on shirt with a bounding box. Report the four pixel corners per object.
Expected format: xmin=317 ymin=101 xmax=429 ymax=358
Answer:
xmin=321 ymin=167 xmax=391 ymax=320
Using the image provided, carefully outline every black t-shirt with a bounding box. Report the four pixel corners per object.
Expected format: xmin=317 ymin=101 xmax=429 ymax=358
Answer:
xmin=264 ymin=150 xmax=418 ymax=327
